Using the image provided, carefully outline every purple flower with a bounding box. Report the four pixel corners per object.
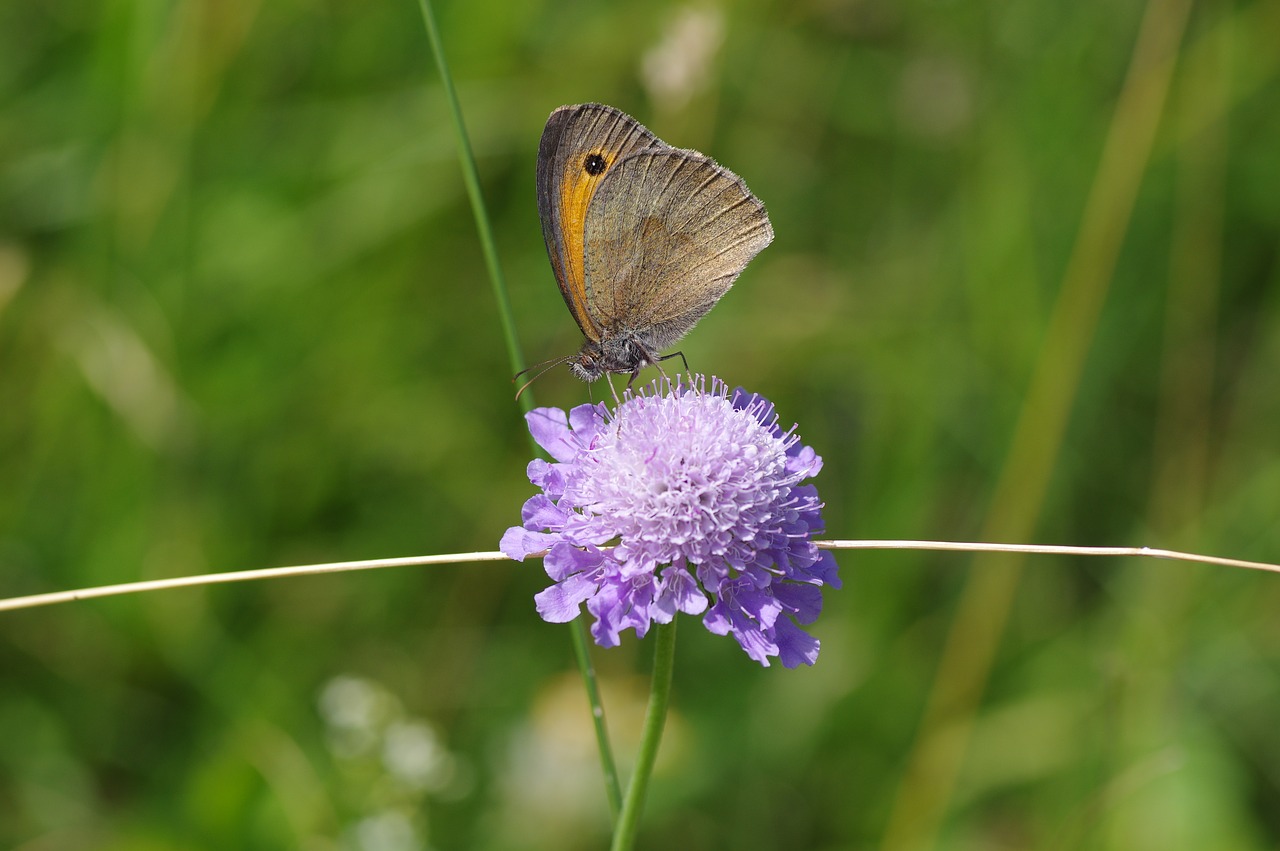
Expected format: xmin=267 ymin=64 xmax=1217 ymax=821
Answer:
xmin=501 ymin=376 xmax=840 ymax=668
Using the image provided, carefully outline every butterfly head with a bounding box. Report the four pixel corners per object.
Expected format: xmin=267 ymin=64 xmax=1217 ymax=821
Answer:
xmin=570 ymin=333 xmax=657 ymax=383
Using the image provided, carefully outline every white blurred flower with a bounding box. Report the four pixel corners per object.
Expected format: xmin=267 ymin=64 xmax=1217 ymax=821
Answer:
xmin=347 ymin=810 xmax=419 ymax=851
xmin=318 ymin=675 xmax=396 ymax=759
xmin=383 ymin=720 xmax=454 ymax=793
xmin=641 ymin=7 xmax=725 ymax=112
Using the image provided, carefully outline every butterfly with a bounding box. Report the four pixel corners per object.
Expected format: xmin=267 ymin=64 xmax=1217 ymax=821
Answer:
xmin=522 ymin=103 xmax=773 ymax=393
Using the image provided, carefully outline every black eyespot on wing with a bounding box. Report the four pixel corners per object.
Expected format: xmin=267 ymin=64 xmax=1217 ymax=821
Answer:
xmin=583 ymin=153 xmax=607 ymax=175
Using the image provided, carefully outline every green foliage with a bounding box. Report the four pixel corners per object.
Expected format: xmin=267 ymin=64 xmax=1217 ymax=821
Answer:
xmin=1 ymin=0 xmax=1278 ymax=848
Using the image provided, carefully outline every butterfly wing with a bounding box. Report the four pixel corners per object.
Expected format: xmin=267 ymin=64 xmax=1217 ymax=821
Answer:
xmin=581 ymin=148 xmax=773 ymax=350
xmin=536 ymin=104 xmax=667 ymax=343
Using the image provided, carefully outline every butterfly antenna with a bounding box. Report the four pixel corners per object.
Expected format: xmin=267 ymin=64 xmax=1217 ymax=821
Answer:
xmin=514 ymin=357 xmax=572 ymax=400
xmin=513 ymin=354 xmax=577 ymax=382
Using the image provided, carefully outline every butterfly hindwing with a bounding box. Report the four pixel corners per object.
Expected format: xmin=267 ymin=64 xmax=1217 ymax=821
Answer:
xmin=581 ymin=148 xmax=773 ymax=350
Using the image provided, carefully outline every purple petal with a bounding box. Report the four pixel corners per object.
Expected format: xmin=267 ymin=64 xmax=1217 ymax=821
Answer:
xmin=612 ymin=577 xmax=657 ymax=636
xmin=500 ymin=527 xmax=556 ymax=561
xmin=656 ymin=564 xmax=708 ymax=618
xmin=560 ymin=521 xmax=618 ymax=548
xmin=808 ymin=550 xmax=841 ymax=589
xmin=785 ymin=445 xmax=823 ymax=478
xmin=702 ymin=598 xmax=732 ymax=635
xmin=773 ymin=581 xmax=824 ymax=625
xmin=774 ymin=618 xmax=820 ymax=668
xmin=568 ymin=403 xmax=607 ymax=446
xmin=534 ymin=574 xmax=598 ymax=622
xmin=527 ymin=459 xmax=566 ymax=497
xmin=543 ymin=541 xmax=606 ymax=581
xmin=726 ymin=613 xmax=779 ymax=665
xmin=734 ymin=585 xmax=783 ymax=632
xmin=586 ymin=581 xmax=625 ymax=646
xmin=521 ymin=494 xmax=567 ymax=531
xmin=526 ymin=407 xmax=577 ymax=462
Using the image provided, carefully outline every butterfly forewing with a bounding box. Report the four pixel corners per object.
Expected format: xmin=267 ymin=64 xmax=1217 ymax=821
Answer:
xmin=581 ymin=148 xmax=773 ymax=349
xmin=536 ymin=104 xmax=666 ymax=342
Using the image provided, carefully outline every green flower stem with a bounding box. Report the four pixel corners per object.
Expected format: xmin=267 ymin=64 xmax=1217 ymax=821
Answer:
xmin=414 ymin=0 xmax=622 ymax=820
xmin=416 ymin=0 xmax=529 ymax=391
xmin=571 ymin=620 xmax=623 ymax=820
xmin=611 ymin=619 xmax=678 ymax=851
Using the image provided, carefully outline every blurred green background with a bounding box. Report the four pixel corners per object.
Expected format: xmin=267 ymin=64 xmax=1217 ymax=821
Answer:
xmin=2 ymin=0 xmax=1278 ymax=848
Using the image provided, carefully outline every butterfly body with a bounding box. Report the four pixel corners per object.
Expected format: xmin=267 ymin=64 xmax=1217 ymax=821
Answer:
xmin=535 ymin=103 xmax=773 ymax=385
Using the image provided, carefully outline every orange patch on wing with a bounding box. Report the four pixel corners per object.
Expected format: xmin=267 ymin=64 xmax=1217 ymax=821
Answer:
xmin=557 ymin=156 xmax=611 ymax=340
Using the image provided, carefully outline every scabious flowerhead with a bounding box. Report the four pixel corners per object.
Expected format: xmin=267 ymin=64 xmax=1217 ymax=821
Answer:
xmin=501 ymin=376 xmax=840 ymax=668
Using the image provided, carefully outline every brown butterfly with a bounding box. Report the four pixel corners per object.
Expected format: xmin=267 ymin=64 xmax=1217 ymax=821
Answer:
xmin=520 ymin=103 xmax=773 ymax=393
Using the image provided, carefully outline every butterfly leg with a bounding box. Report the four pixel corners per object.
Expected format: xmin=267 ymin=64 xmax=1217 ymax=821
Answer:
xmin=655 ymin=350 xmax=690 ymax=383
